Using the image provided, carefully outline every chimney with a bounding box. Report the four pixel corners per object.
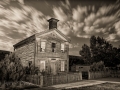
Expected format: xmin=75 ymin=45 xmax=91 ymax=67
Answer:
xmin=48 ymin=18 xmax=59 ymax=29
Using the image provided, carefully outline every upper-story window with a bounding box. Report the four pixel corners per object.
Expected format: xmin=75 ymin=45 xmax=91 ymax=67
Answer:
xmin=40 ymin=41 xmax=46 ymax=52
xmin=61 ymin=43 xmax=65 ymax=53
xmin=51 ymin=43 xmax=56 ymax=52
xmin=52 ymin=43 xmax=56 ymax=48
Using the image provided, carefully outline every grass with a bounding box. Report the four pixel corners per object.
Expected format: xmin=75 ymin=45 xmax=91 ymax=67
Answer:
xmin=0 ymin=81 xmax=40 ymax=90
xmin=62 ymin=82 xmax=120 ymax=90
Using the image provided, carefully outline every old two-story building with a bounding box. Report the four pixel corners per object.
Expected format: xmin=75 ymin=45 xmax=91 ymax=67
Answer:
xmin=13 ymin=18 xmax=70 ymax=75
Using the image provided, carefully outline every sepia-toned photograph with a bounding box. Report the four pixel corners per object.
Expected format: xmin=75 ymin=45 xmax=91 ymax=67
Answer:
xmin=0 ymin=0 xmax=120 ymax=90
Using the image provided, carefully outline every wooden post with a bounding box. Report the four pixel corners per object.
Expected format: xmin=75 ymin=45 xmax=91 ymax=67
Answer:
xmin=79 ymin=72 xmax=82 ymax=80
xmin=40 ymin=75 xmax=43 ymax=87
xmin=52 ymin=76 xmax=53 ymax=85
xmin=88 ymin=71 xmax=90 ymax=80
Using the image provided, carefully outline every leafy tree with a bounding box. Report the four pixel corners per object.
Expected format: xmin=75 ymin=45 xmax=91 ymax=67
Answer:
xmin=0 ymin=52 xmax=25 ymax=82
xmin=90 ymin=61 xmax=105 ymax=71
xmin=90 ymin=35 xmax=96 ymax=57
xmin=25 ymin=64 xmax=40 ymax=75
xmin=79 ymin=44 xmax=91 ymax=64
xmin=80 ymin=35 xmax=120 ymax=67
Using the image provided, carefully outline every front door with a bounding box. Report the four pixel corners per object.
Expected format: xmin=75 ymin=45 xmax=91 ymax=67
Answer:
xmin=51 ymin=61 xmax=56 ymax=75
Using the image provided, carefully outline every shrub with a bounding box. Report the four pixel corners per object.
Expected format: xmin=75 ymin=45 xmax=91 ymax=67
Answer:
xmin=0 ymin=52 xmax=26 ymax=82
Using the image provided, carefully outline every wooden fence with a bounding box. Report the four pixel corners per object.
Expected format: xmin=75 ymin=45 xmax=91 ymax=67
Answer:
xmin=111 ymin=70 xmax=120 ymax=78
xmin=43 ymin=72 xmax=82 ymax=86
xmin=89 ymin=71 xmax=111 ymax=79
xmin=24 ymin=72 xmax=82 ymax=86
xmin=24 ymin=75 xmax=41 ymax=85
xmin=24 ymin=71 xmax=111 ymax=87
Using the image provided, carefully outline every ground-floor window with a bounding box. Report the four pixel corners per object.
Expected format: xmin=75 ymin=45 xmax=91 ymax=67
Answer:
xmin=61 ymin=61 xmax=65 ymax=71
xmin=40 ymin=61 xmax=45 ymax=72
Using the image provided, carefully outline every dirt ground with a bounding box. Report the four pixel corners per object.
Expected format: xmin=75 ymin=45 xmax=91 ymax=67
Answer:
xmin=95 ymin=77 xmax=120 ymax=82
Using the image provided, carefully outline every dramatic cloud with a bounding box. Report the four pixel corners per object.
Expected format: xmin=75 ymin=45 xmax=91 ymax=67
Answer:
xmin=0 ymin=3 xmax=49 ymax=51
xmin=0 ymin=0 xmax=119 ymax=55
xmin=53 ymin=7 xmax=68 ymax=22
xmin=70 ymin=2 xmax=120 ymax=44
xmin=106 ymin=34 xmax=119 ymax=42
xmin=84 ymin=13 xmax=96 ymax=26
xmin=61 ymin=0 xmax=70 ymax=10
xmin=115 ymin=21 xmax=120 ymax=35
xmin=72 ymin=6 xmax=87 ymax=22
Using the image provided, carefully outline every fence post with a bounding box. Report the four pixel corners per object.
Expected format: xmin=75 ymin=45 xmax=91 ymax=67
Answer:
xmin=51 ymin=76 xmax=53 ymax=85
xmin=40 ymin=75 xmax=43 ymax=87
xmin=88 ymin=71 xmax=91 ymax=80
xmin=79 ymin=72 xmax=82 ymax=80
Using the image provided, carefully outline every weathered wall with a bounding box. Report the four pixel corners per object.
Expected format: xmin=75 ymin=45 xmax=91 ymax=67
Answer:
xmin=36 ymin=35 xmax=69 ymax=74
xmin=15 ymin=41 xmax=35 ymax=67
xmin=71 ymin=65 xmax=90 ymax=72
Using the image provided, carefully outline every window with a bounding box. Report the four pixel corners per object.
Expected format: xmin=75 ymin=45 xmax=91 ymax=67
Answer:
xmin=61 ymin=61 xmax=65 ymax=71
xmin=40 ymin=61 xmax=45 ymax=71
xmin=61 ymin=43 xmax=65 ymax=53
xmin=40 ymin=41 xmax=46 ymax=52
xmin=51 ymin=43 xmax=56 ymax=52
xmin=28 ymin=61 xmax=32 ymax=67
xmin=51 ymin=43 xmax=56 ymax=48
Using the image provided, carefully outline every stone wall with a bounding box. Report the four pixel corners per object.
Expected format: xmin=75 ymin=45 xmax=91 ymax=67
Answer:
xmin=15 ymin=41 xmax=35 ymax=67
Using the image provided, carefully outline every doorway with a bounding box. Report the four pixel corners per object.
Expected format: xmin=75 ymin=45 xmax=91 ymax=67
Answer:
xmin=82 ymin=71 xmax=88 ymax=80
xmin=50 ymin=61 xmax=56 ymax=75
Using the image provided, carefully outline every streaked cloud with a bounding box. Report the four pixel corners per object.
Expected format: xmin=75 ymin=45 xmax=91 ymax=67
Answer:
xmin=53 ymin=7 xmax=68 ymax=22
xmin=72 ymin=6 xmax=87 ymax=22
xmin=0 ymin=0 xmax=119 ymax=55
xmin=61 ymin=0 xmax=70 ymax=10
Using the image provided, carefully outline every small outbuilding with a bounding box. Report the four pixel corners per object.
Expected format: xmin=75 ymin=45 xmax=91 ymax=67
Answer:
xmin=71 ymin=65 xmax=90 ymax=79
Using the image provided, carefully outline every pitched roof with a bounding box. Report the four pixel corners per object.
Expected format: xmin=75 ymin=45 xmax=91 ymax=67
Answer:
xmin=36 ymin=28 xmax=71 ymax=42
xmin=13 ymin=34 xmax=35 ymax=48
xmin=13 ymin=28 xmax=70 ymax=48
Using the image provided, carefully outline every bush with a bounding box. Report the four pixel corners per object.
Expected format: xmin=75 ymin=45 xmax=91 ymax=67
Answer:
xmin=0 ymin=52 xmax=26 ymax=82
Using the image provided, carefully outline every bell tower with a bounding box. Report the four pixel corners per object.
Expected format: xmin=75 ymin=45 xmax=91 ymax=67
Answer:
xmin=48 ymin=18 xmax=59 ymax=30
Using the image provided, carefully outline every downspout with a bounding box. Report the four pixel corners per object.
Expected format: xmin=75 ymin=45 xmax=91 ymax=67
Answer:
xmin=34 ymin=38 xmax=36 ymax=71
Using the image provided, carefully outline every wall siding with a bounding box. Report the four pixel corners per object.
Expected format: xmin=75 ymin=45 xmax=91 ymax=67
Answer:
xmin=36 ymin=34 xmax=69 ymax=74
xmin=15 ymin=42 xmax=35 ymax=67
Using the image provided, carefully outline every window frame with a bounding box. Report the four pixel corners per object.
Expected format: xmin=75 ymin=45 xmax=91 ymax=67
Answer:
xmin=40 ymin=41 xmax=46 ymax=52
xmin=51 ymin=42 xmax=56 ymax=52
xmin=61 ymin=43 xmax=65 ymax=53
xmin=61 ymin=61 xmax=65 ymax=71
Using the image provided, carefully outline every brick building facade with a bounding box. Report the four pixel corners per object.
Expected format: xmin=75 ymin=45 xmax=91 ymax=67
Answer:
xmin=13 ymin=18 xmax=70 ymax=75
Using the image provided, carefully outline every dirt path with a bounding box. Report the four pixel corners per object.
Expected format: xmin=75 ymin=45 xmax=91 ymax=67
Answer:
xmin=48 ymin=78 xmax=120 ymax=89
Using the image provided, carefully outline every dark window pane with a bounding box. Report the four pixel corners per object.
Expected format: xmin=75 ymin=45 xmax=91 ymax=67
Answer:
xmin=52 ymin=48 xmax=54 ymax=52
xmin=52 ymin=43 xmax=56 ymax=48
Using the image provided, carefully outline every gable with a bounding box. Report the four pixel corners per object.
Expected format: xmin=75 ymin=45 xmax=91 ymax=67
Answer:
xmin=35 ymin=29 xmax=70 ymax=42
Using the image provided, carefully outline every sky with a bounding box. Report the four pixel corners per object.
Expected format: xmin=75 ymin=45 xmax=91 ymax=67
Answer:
xmin=0 ymin=0 xmax=120 ymax=56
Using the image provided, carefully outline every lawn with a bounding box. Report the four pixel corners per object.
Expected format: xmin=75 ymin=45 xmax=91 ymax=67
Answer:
xmin=63 ymin=82 xmax=120 ymax=90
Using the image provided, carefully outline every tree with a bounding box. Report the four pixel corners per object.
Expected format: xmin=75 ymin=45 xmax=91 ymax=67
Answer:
xmin=90 ymin=35 xmax=96 ymax=57
xmin=89 ymin=36 xmax=120 ymax=67
xmin=79 ymin=44 xmax=91 ymax=64
xmin=0 ymin=52 xmax=25 ymax=82
xmin=90 ymin=61 xmax=105 ymax=71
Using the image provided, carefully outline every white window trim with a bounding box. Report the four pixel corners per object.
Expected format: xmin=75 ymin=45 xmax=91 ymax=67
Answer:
xmin=61 ymin=61 xmax=65 ymax=71
xmin=40 ymin=41 xmax=46 ymax=52
xmin=61 ymin=43 xmax=65 ymax=53
xmin=40 ymin=61 xmax=46 ymax=71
